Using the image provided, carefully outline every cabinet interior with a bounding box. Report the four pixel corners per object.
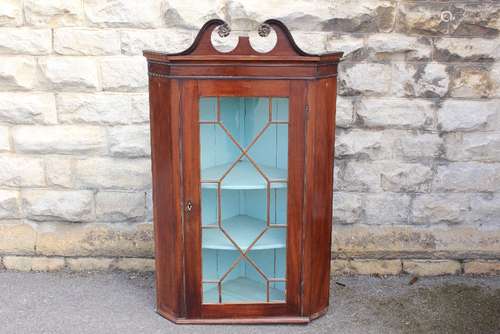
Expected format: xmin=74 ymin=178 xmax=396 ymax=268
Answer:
xmin=199 ymin=97 xmax=289 ymax=303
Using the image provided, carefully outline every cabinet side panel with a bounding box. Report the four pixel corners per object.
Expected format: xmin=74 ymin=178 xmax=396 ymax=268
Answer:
xmin=287 ymin=80 xmax=307 ymax=314
xmin=180 ymin=80 xmax=202 ymax=318
xmin=149 ymin=77 xmax=185 ymax=317
xmin=302 ymin=78 xmax=337 ymax=316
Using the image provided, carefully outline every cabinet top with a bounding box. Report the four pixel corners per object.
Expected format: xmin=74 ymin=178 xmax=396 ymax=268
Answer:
xmin=143 ymin=19 xmax=343 ymax=64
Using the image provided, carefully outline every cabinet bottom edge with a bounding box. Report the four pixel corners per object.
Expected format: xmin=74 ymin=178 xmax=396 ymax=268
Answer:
xmin=157 ymin=309 xmax=312 ymax=324
xmin=157 ymin=305 xmax=330 ymax=324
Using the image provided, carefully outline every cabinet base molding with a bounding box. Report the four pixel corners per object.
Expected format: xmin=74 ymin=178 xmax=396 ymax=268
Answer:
xmin=157 ymin=307 xmax=328 ymax=324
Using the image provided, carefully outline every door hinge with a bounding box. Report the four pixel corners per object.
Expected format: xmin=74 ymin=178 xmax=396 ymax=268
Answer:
xmin=304 ymin=104 xmax=309 ymax=119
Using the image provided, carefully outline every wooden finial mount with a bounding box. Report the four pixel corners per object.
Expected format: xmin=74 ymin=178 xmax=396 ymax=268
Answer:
xmin=148 ymin=19 xmax=341 ymax=58
xmin=143 ymin=19 xmax=343 ymax=79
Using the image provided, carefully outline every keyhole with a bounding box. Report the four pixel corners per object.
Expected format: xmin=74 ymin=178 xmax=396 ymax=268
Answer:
xmin=185 ymin=200 xmax=193 ymax=213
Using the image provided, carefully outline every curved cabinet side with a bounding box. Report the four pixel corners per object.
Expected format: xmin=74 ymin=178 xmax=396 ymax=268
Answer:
xmin=148 ymin=74 xmax=186 ymax=319
xmin=301 ymin=77 xmax=338 ymax=317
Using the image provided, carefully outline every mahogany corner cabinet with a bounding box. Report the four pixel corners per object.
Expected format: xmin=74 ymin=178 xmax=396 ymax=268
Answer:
xmin=144 ymin=19 xmax=343 ymax=324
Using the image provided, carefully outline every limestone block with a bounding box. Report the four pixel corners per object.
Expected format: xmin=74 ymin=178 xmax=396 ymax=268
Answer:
xmin=338 ymin=161 xmax=432 ymax=193
xmin=366 ymin=33 xmax=432 ymax=61
xmin=333 ymin=192 xmax=363 ymax=224
xmin=449 ymin=65 xmax=494 ymax=98
xmin=335 ymin=96 xmax=354 ymax=128
xmin=438 ymin=100 xmax=499 ymax=132
xmin=3 ymin=256 xmax=33 ymax=271
xmin=12 ymin=125 xmax=107 ymax=154
xmin=325 ymin=33 xmax=366 ymax=60
xmin=0 ymin=190 xmax=20 ymax=219
xmin=0 ymin=155 xmax=45 ymax=187
xmin=145 ymin=191 xmax=153 ymax=221
xmin=0 ymin=28 xmax=51 ymax=55
xmin=54 ymin=28 xmax=121 ymax=55
xmin=379 ymin=163 xmax=433 ymax=192
xmin=432 ymin=163 xmax=500 ymax=192
xmin=396 ymin=2 xmax=449 ymax=35
xmin=0 ymin=56 xmax=37 ymax=90
xmin=0 ymin=92 xmax=57 ymax=124
xmin=331 ymin=259 xmax=402 ymax=276
xmin=403 ymin=260 xmax=461 ymax=276
xmin=24 ymin=0 xmax=84 ymax=26
xmin=325 ymin=0 xmax=396 ymax=33
xmin=339 ymin=63 xmax=391 ymax=96
xmin=289 ymin=32 xmax=327 ymax=54
xmin=108 ymin=125 xmax=150 ymax=157
xmin=469 ymin=193 xmax=500 ymax=225
xmin=57 ymin=93 xmax=149 ymax=125
xmin=0 ymin=0 xmax=22 ymax=26
xmin=357 ymin=98 xmax=435 ymax=130
xmin=36 ymin=222 xmax=154 ymax=257
xmin=445 ymin=132 xmax=500 ymax=162
xmin=325 ymin=34 xmax=365 ymax=60
xmin=391 ymin=62 xmax=449 ymax=98
xmin=95 ymin=191 xmax=146 ymax=222
xmin=100 ymin=56 xmax=148 ymax=92
xmin=0 ymin=221 xmax=36 ymax=255
xmin=113 ymin=258 xmax=155 ymax=271
xmin=84 ymin=0 xmax=164 ymax=28
xmin=0 ymin=125 xmax=9 ymax=151
xmin=335 ymin=129 xmax=392 ymax=160
xmin=131 ymin=94 xmax=150 ymax=122
xmin=66 ymin=257 xmax=114 ymax=271
xmin=464 ymin=260 xmax=500 ymax=275
xmin=364 ymin=193 xmax=410 ymax=224
xmin=434 ymin=37 xmax=500 ymax=62
xmin=22 ymin=189 xmax=94 ymax=222
xmin=491 ymin=63 xmax=500 ymax=98
xmin=394 ymin=133 xmax=443 ymax=160
xmin=3 ymin=256 xmax=65 ymax=271
xmin=332 ymin=224 xmax=500 ymax=256
xmin=162 ymin=0 xmax=217 ymax=29
xmin=224 ymin=0 xmax=332 ymax=30
xmin=412 ymin=194 xmax=469 ymax=224
xmin=38 ymin=57 xmax=99 ymax=91
xmin=120 ymin=28 xmax=195 ymax=55
xmin=337 ymin=161 xmax=384 ymax=192
xmin=45 ymin=157 xmax=73 ymax=188
xmin=74 ymin=157 xmax=151 ymax=190
xmin=449 ymin=3 xmax=500 ymax=38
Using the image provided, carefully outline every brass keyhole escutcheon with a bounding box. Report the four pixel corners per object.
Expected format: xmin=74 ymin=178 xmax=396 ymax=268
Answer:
xmin=185 ymin=200 xmax=193 ymax=213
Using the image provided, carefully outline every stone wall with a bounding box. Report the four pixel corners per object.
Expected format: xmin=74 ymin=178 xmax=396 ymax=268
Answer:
xmin=0 ymin=0 xmax=499 ymax=275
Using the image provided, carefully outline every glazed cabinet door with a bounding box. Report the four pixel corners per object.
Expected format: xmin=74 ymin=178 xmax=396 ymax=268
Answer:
xmin=182 ymin=80 xmax=306 ymax=320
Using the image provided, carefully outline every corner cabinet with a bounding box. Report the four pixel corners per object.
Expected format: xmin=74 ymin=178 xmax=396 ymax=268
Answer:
xmin=144 ymin=19 xmax=343 ymax=324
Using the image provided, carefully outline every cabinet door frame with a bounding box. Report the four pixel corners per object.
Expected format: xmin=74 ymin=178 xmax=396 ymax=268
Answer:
xmin=181 ymin=79 xmax=307 ymax=320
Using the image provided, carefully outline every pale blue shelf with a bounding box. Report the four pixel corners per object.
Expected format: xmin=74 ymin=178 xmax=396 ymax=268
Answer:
xmin=203 ymin=277 xmax=285 ymax=303
xmin=201 ymin=161 xmax=287 ymax=189
xmin=202 ymin=215 xmax=286 ymax=251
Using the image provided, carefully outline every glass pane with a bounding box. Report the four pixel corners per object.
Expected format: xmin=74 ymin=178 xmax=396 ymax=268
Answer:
xmin=200 ymin=96 xmax=289 ymax=304
xmin=200 ymin=124 xmax=240 ymax=183
xmin=248 ymin=245 xmax=286 ymax=302
xmin=272 ymin=98 xmax=289 ymax=121
xmin=247 ymin=123 xmax=288 ymax=180
xmin=220 ymin=97 xmax=268 ymax=147
xmin=201 ymin=188 xmax=218 ymax=227
xmin=202 ymin=249 xmax=240 ymax=303
xmin=270 ymin=188 xmax=287 ymax=225
xmin=221 ymin=258 xmax=267 ymax=303
xmin=200 ymin=97 xmax=217 ymax=121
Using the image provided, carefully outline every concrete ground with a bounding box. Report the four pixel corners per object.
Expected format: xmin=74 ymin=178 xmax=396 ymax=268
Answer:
xmin=0 ymin=272 xmax=499 ymax=334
